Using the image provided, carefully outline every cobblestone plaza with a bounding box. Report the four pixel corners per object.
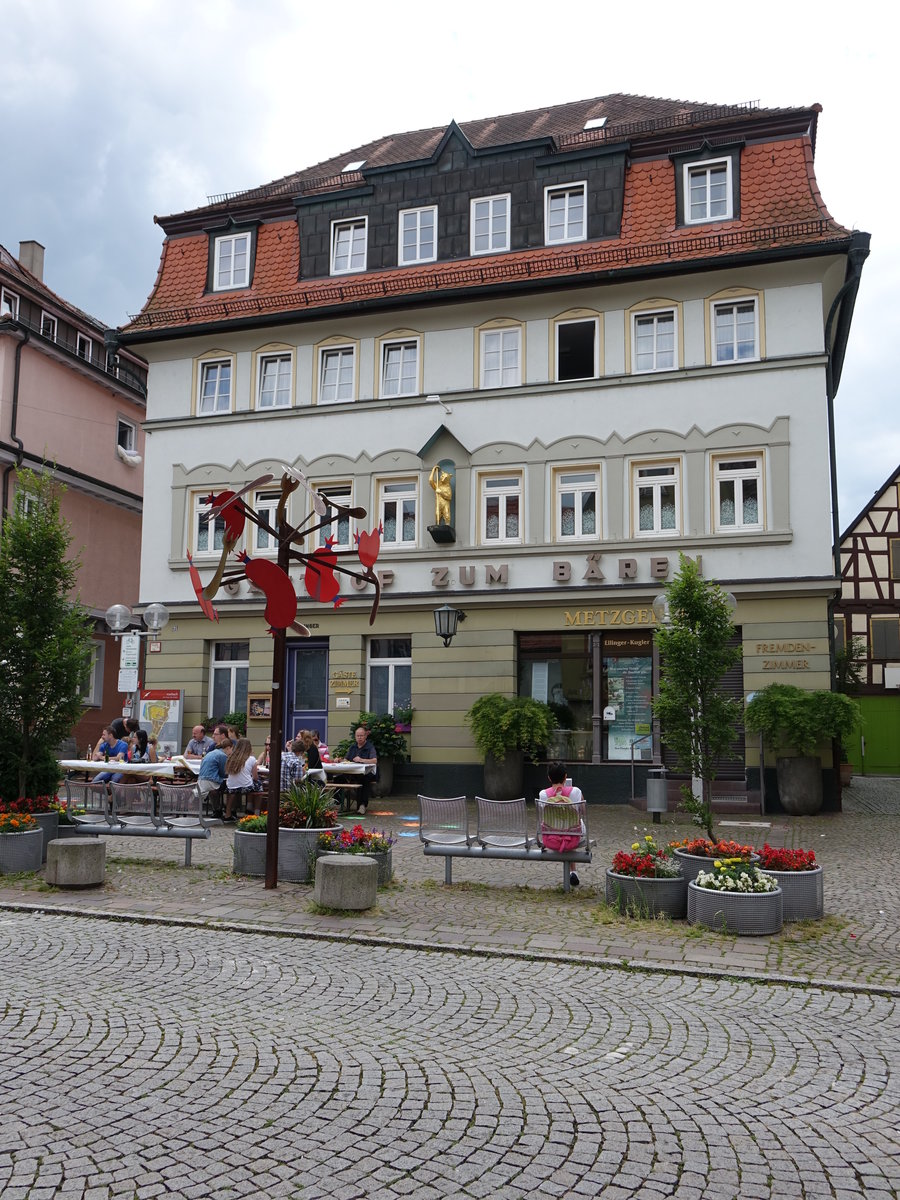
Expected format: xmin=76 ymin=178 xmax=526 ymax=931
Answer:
xmin=0 ymin=782 xmax=897 ymax=1198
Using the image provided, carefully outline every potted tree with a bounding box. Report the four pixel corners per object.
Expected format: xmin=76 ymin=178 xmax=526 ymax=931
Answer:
xmin=465 ymin=694 xmax=556 ymax=801
xmin=744 ymin=684 xmax=860 ymax=815
xmin=333 ymin=712 xmax=408 ymax=799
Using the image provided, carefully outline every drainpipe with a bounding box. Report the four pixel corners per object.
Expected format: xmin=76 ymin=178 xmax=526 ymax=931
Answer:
xmin=1 ymin=318 xmax=29 ymax=520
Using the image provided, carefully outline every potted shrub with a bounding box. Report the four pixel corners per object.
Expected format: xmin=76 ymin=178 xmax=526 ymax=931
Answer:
xmin=465 ymin=694 xmax=557 ymax=801
xmin=0 ymin=812 xmax=44 ymax=874
xmin=232 ymin=781 xmax=340 ymax=882
xmin=668 ymin=837 xmax=759 ymax=884
xmin=745 ymin=684 xmax=860 ymax=815
xmin=333 ymin=712 xmax=409 ymax=799
xmin=755 ymin=844 xmax=823 ymax=921
xmin=688 ymin=858 xmax=783 ymax=934
xmin=0 ymin=796 xmax=59 ymax=862
xmin=605 ymin=834 xmax=686 ymax=918
xmin=318 ymin=824 xmax=396 ymax=886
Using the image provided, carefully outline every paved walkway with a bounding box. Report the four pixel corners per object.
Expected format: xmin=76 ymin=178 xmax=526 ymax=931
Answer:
xmin=2 ymin=777 xmax=898 ymax=993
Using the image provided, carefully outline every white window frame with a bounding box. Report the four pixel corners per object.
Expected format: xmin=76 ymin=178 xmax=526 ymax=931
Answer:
xmin=380 ymin=339 xmax=419 ymax=398
xmin=80 ymin=640 xmax=105 ymax=708
xmin=544 ymin=182 xmax=587 ymax=245
xmin=198 ymin=359 xmax=233 ymax=415
xmin=712 ymin=298 xmax=759 ymax=364
xmin=714 ymin=455 xmax=763 ymax=532
xmin=633 ymin=461 xmax=681 ymax=537
xmin=398 ymin=205 xmax=437 ymax=266
xmin=316 ymin=483 xmax=353 ymax=550
xmin=470 ymin=194 xmax=510 ymax=255
xmin=684 ymin=158 xmax=733 ymax=224
xmin=330 ymin=218 xmax=367 ymax=275
xmin=213 ymin=232 xmax=251 ymax=290
xmin=1 ymin=289 xmax=19 ymax=318
xmin=209 ymin=641 xmax=250 ymax=719
xmin=555 ymin=468 xmax=600 ymax=541
xmin=367 ymin=638 xmax=412 ymax=714
xmin=76 ymin=333 xmax=93 ymax=362
xmin=257 ymin=352 xmax=293 ymax=408
xmin=632 ymin=309 xmax=678 ymax=373
xmin=116 ymin=418 xmax=136 ymax=453
xmin=480 ymin=326 xmax=521 ymax=389
xmin=40 ymin=311 xmax=57 ymax=340
xmin=379 ymin=478 xmax=418 ymax=548
xmin=192 ymin=493 xmax=229 ymax=557
xmin=480 ymin=473 xmax=523 ymax=545
xmin=555 ymin=317 xmax=600 ymax=381
xmin=318 ymin=345 xmax=356 ymax=404
xmin=252 ymin=489 xmax=282 ymax=554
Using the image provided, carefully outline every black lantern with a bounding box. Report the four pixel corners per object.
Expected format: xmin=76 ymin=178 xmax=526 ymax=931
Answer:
xmin=433 ymin=604 xmax=462 ymax=647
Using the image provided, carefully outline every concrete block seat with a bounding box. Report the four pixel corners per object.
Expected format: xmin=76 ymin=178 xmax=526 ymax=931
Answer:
xmin=314 ymin=854 xmax=378 ymax=910
xmin=45 ymin=838 xmax=105 ymax=888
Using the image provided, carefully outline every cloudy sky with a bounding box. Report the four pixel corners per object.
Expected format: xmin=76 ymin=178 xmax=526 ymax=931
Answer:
xmin=2 ymin=1 xmax=895 ymax=525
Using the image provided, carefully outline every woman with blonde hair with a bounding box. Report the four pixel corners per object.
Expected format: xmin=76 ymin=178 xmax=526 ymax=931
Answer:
xmin=224 ymin=737 xmax=260 ymax=820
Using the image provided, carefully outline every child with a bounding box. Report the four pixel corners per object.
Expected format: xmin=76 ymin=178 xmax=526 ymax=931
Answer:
xmin=225 ymin=738 xmax=260 ymax=820
xmin=538 ymin=762 xmax=585 ymax=887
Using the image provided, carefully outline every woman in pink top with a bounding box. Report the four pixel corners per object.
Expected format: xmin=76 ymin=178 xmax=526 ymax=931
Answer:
xmin=538 ymin=762 xmax=585 ymax=887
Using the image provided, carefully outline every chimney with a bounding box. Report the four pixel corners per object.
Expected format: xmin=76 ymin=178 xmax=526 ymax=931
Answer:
xmin=18 ymin=241 xmax=45 ymax=282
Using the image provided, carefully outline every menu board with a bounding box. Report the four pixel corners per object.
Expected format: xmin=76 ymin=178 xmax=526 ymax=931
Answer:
xmin=604 ymin=654 xmax=652 ymax=760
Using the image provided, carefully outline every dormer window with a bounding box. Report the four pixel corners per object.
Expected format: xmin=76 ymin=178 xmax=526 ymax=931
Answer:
xmin=399 ymin=207 xmax=437 ymax=265
xmin=331 ymin=218 xmax=367 ymax=274
xmin=214 ymin=232 xmax=251 ymax=290
xmin=544 ymin=183 xmax=587 ymax=245
xmin=685 ymin=159 xmax=732 ymax=223
xmin=1 ymin=289 xmax=19 ymax=318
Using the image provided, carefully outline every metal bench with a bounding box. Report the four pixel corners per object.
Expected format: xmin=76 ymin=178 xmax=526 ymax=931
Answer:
xmin=68 ymin=779 xmax=211 ymax=866
xmin=419 ymin=795 xmax=592 ymax=891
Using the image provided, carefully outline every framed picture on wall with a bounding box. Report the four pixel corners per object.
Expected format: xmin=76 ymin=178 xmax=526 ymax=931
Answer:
xmin=248 ymin=693 xmax=272 ymax=720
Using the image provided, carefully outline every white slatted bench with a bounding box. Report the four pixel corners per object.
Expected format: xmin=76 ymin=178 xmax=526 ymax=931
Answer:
xmin=65 ymin=779 xmax=211 ymax=866
xmin=419 ymin=794 xmax=592 ymax=892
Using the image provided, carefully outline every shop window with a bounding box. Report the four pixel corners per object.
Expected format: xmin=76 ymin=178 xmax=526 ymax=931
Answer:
xmin=367 ymin=638 xmax=412 ymax=713
xmin=481 ymin=473 xmax=522 ymax=544
xmin=210 ymin=642 xmax=249 ymax=718
xmin=555 ymin=468 xmax=599 ymax=540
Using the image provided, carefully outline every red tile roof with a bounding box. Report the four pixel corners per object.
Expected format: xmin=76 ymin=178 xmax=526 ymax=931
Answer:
xmin=125 ymin=134 xmax=850 ymax=337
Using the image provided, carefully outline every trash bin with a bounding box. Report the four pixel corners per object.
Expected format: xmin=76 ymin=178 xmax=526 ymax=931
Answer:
xmin=646 ymin=766 xmax=668 ymax=816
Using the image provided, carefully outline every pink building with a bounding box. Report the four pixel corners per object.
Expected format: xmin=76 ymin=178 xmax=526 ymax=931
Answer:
xmin=0 ymin=240 xmax=147 ymax=750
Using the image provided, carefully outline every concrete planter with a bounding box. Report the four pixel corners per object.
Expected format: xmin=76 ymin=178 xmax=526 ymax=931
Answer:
xmin=688 ymin=881 xmax=783 ymax=935
xmin=605 ymin=870 xmax=686 ymax=919
xmin=32 ymin=811 xmax=59 ymax=863
xmin=321 ymin=847 xmax=392 ymax=887
xmin=232 ymin=829 xmax=267 ymax=877
xmin=483 ymin=749 xmax=525 ymax=802
xmin=673 ymin=848 xmax=759 ymax=884
xmin=234 ymin=825 xmax=342 ymax=881
xmin=0 ymin=828 xmax=44 ymax=874
xmin=776 ymin=755 xmax=823 ymax=816
xmin=757 ymin=866 xmax=823 ymax=921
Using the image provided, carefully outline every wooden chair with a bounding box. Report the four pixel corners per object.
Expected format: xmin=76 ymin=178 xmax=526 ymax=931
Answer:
xmin=475 ymin=796 xmax=531 ymax=849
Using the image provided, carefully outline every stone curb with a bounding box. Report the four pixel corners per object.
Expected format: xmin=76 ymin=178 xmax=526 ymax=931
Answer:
xmin=4 ymin=899 xmax=897 ymax=1000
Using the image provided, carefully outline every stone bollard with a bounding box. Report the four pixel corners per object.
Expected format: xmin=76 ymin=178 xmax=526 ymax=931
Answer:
xmin=314 ymin=854 xmax=377 ymax=910
xmin=45 ymin=838 xmax=106 ymax=888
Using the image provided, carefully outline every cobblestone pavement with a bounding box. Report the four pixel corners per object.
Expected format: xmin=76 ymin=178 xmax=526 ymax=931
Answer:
xmin=1 ymin=909 xmax=897 ymax=1200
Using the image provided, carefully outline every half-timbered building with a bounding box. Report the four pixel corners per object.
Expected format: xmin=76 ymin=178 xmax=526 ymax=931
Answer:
xmin=835 ymin=466 xmax=900 ymax=775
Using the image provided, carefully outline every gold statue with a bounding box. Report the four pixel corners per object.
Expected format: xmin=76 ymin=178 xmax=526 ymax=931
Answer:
xmin=429 ymin=464 xmax=452 ymax=525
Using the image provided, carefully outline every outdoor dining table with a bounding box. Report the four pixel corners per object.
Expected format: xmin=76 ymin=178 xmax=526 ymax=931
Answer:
xmin=58 ymin=756 xmax=200 ymax=779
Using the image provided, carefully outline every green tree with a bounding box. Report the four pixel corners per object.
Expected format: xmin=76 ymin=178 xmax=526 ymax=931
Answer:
xmin=0 ymin=469 xmax=94 ymax=799
xmin=653 ymin=555 xmax=743 ymax=839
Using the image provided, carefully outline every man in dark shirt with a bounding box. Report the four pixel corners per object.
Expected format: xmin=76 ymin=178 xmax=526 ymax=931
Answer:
xmin=336 ymin=725 xmax=377 ymax=815
xmin=109 ymin=716 xmax=140 ymax=741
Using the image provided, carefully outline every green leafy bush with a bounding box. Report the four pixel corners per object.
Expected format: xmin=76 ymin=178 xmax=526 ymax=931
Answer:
xmin=465 ymin=694 xmax=556 ymax=762
xmin=333 ymin=712 xmax=409 ymax=762
xmin=744 ymin=684 xmax=860 ymax=757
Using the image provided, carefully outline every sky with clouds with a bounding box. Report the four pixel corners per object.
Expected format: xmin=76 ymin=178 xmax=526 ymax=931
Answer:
xmin=1 ymin=0 xmax=895 ymax=526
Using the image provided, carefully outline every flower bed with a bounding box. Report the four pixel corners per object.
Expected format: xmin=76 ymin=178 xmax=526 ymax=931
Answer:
xmin=754 ymin=845 xmax=823 ymax=920
xmin=605 ymin=835 xmax=686 ymax=918
xmin=688 ymin=859 xmax=782 ymax=934
xmin=0 ymin=814 xmax=43 ymax=874
xmin=669 ymin=837 xmax=759 ymax=884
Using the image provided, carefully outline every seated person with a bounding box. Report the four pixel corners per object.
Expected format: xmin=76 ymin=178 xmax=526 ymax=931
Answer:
xmin=258 ymin=737 xmax=272 ymax=771
xmin=280 ymin=737 xmax=305 ymax=791
xmin=128 ymin=729 xmax=157 ymax=764
xmin=92 ymin=726 xmax=129 ymax=784
xmin=336 ymin=724 xmax=377 ymax=816
xmin=538 ymin=762 xmax=585 ymax=888
xmin=184 ymin=725 xmax=214 ymax=759
xmin=196 ymin=725 xmax=231 ymax=814
xmin=313 ymin=730 xmax=330 ymax=762
xmin=224 ymin=737 xmax=260 ymax=820
xmin=301 ymin=729 xmax=325 ymax=780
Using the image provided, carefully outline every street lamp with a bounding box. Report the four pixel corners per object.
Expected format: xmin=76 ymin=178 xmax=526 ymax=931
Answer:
xmin=434 ymin=604 xmax=464 ymax=647
xmin=104 ymin=603 xmax=170 ymax=719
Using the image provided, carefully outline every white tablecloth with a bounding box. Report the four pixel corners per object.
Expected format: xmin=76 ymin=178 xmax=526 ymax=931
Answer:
xmin=59 ymin=757 xmax=199 ymax=779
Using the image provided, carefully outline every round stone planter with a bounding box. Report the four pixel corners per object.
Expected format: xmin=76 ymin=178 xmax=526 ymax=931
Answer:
xmin=31 ymin=811 xmax=59 ymax=863
xmin=483 ymin=749 xmax=525 ymax=802
xmin=673 ymin=848 xmax=759 ymax=884
xmin=688 ymin=881 xmax=783 ymax=935
xmin=756 ymin=867 xmax=823 ymax=921
xmin=0 ymin=828 xmax=44 ymax=874
xmin=321 ymin=847 xmax=393 ymax=887
xmin=234 ymin=826 xmax=342 ymax=882
xmin=605 ymin=870 xmax=686 ymax=919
